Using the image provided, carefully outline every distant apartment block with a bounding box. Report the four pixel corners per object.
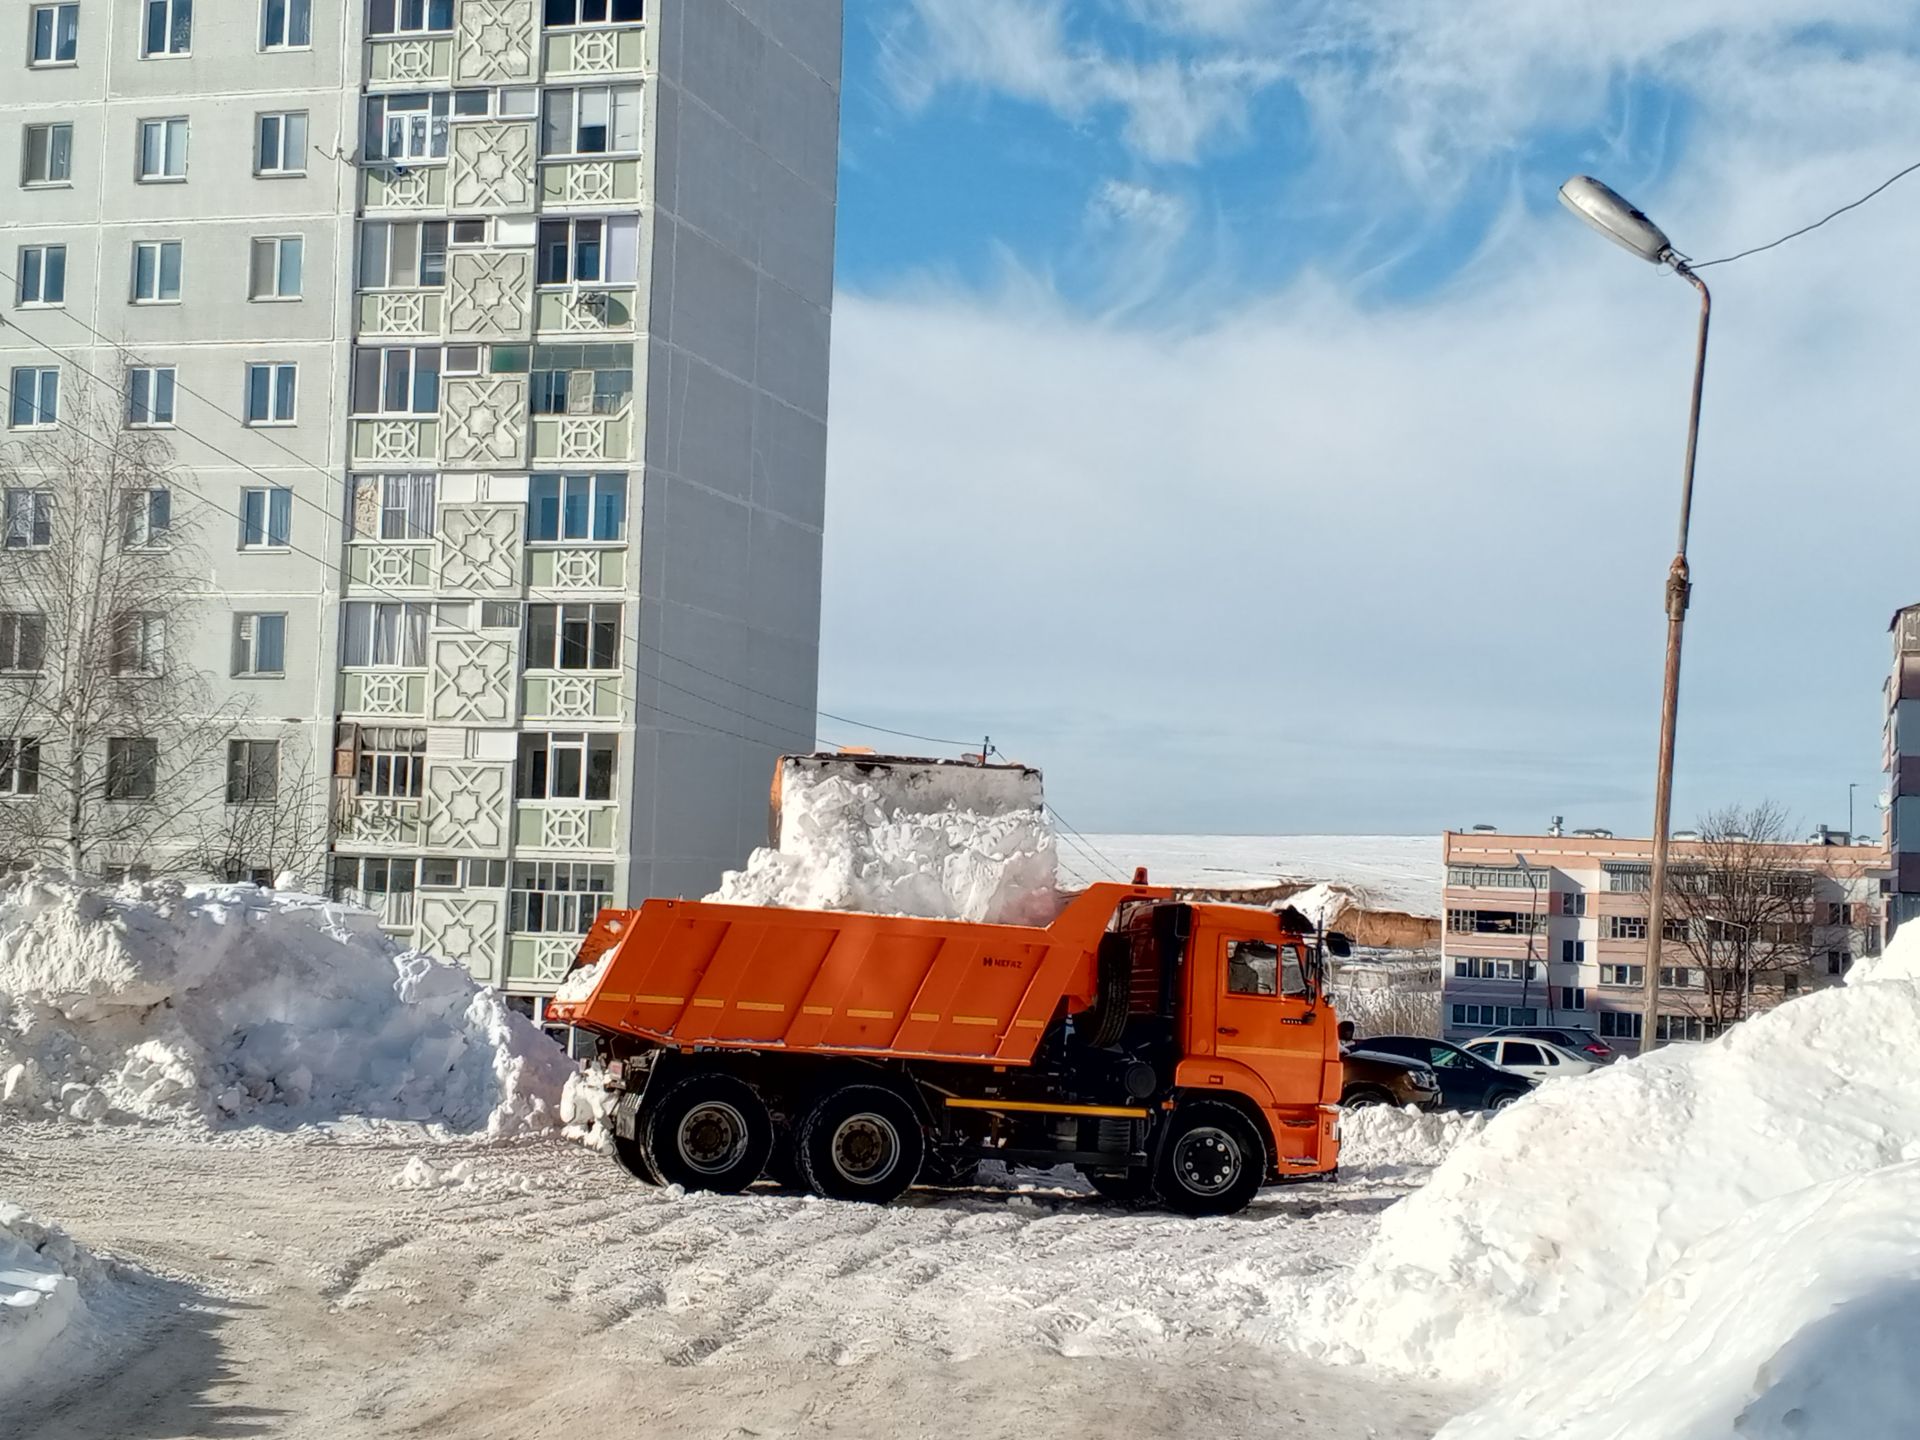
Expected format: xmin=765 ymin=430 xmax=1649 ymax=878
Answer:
xmin=1 ymin=0 xmax=842 ymax=1017
xmin=1886 ymin=603 xmax=1920 ymax=940
xmin=1440 ymin=830 xmax=1884 ymax=1053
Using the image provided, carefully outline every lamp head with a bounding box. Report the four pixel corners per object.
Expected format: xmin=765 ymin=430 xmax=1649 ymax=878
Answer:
xmin=1559 ymin=175 xmax=1674 ymax=265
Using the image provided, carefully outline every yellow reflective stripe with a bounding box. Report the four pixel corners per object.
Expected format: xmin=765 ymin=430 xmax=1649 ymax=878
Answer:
xmin=909 ymin=1011 xmax=940 ymax=1023
xmin=736 ymin=1001 xmax=785 ymax=1013
xmin=847 ymin=1008 xmax=894 ymax=1020
xmin=952 ymin=1015 xmax=997 ymax=1027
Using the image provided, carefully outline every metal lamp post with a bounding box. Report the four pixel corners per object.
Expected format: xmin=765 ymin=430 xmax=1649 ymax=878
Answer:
xmin=1558 ymin=175 xmax=1713 ymax=1054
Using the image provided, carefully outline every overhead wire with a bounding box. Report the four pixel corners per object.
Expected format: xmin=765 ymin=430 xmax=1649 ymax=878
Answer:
xmin=0 ymin=275 xmax=982 ymax=753
xmin=1686 ymin=158 xmax=1920 ymax=269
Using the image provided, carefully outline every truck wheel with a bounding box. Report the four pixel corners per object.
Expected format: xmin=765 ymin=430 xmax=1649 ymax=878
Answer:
xmin=797 ymin=1085 xmax=925 ymax=1203
xmin=1078 ymin=1167 xmax=1154 ymax=1205
xmin=612 ymin=1128 xmax=661 ymax=1185
xmin=1154 ymin=1104 xmax=1264 ymax=1217
xmin=640 ymin=1074 xmax=774 ymax=1194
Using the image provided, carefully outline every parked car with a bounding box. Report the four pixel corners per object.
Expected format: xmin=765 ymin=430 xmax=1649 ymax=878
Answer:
xmin=1350 ymin=1035 xmax=1536 ymax=1111
xmin=1462 ymin=1035 xmax=1599 ymax=1081
xmin=1485 ymin=1025 xmax=1616 ymax=1063
xmin=1337 ymin=1024 xmax=1442 ymax=1109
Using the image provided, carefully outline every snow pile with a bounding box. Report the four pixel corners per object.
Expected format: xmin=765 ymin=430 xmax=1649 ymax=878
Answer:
xmin=708 ymin=768 xmax=1060 ymax=926
xmin=1315 ymin=918 xmax=1920 ymax=1389
xmin=1442 ymin=1160 xmax=1920 ymax=1439
xmin=0 ymin=875 xmax=573 ymax=1136
xmin=1338 ymin=1105 xmax=1486 ymax=1173
xmin=0 ymin=1203 xmax=108 ymax=1397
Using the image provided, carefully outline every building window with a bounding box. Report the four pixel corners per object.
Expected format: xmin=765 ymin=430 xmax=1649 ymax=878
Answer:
xmin=249 ymin=237 xmax=304 ymax=301
xmin=239 ymin=486 xmax=293 ymax=548
xmin=355 ymin=727 xmax=424 ymax=798
xmin=330 ymin=855 xmax=418 ymax=927
xmin=1451 ymin=1003 xmax=1539 ymax=1029
xmin=130 ymin=241 xmax=183 ymax=303
xmin=528 ymin=365 xmax=631 ymax=417
xmin=260 ymin=0 xmax=311 ymax=49
xmin=1659 ymin=965 xmax=1699 ymax=988
xmin=121 ymin=487 xmax=172 ymax=547
xmin=9 ymin=369 xmax=59 ymax=429
xmin=17 ymin=245 xmax=66 ymax=305
xmin=1560 ymin=939 xmax=1585 ymax=965
xmin=126 ymin=369 xmax=177 ymax=428
xmin=528 ymin=473 xmax=625 ymax=541
xmin=525 ymin=602 xmax=619 ymax=671
xmin=142 ymin=0 xmax=192 ymax=55
xmin=421 ymin=856 xmax=507 ymax=889
xmin=1603 ymin=914 xmax=1648 ymax=942
xmin=517 ymin=731 xmax=616 ymax=801
xmin=245 ymin=364 xmax=297 ymax=425
xmin=364 ymin=92 xmax=451 ymax=162
xmin=509 ymin=861 xmax=612 ymax=935
xmin=1451 ymin=956 xmax=1543 ymax=982
xmin=1559 ymin=890 xmax=1586 ymax=916
xmin=110 ymin=612 xmax=166 ymax=676
xmin=232 ymin=613 xmax=286 ymax=675
xmin=1597 ymin=1010 xmax=1643 ymax=1040
xmin=1828 ymin=950 xmax=1853 ymax=976
xmin=350 ymin=473 xmax=436 ymax=540
xmin=480 ymin=600 xmax=520 ymax=628
xmin=23 ymin=124 xmax=74 ymax=185
xmin=544 ymin=0 xmax=642 ymax=23
xmin=350 ymin=347 xmax=440 ymax=415
xmin=540 ymin=85 xmax=641 ymax=156
xmin=1445 ymin=908 xmax=1545 ymax=936
xmin=1445 ymin=866 xmax=1539 ymax=890
xmin=225 ymin=739 xmax=279 ymax=804
xmin=1598 ymin=963 xmax=1644 ymax=987
xmin=137 ymin=118 xmax=189 ymax=180
xmin=367 ymin=0 xmax=453 ymax=35
xmin=1560 ymin=986 xmax=1586 ymax=1011
xmin=255 ymin=112 xmax=308 ymax=175
xmin=3 ymin=488 xmax=53 ymax=546
xmin=358 ymin=221 xmax=448 ymax=288
xmin=1655 ymin=1014 xmax=1708 ymax=1043
xmin=0 ymin=613 xmax=47 ymax=673
xmin=106 ymin=737 xmax=158 ymax=800
xmin=1782 ymin=972 xmax=1800 ymax=996
xmin=0 ymin=738 xmax=41 ymax=797
xmin=30 ymin=4 xmax=80 ymax=64
xmin=535 ymin=216 xmax=640 ymax=286
xmin=341 ymin=601 xmax=429 ymax=667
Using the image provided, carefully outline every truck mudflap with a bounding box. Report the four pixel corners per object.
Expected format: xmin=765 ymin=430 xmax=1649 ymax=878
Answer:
xmin=612 ymin=1089 xmax=645 ymax=1142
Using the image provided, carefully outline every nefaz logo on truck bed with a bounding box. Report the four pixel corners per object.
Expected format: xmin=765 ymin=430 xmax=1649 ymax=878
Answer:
xmin=981 ymin=956 xmax=1023 ymax=969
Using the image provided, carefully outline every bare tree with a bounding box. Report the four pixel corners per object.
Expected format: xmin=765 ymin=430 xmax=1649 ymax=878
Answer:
xmin=0 ymin=383 xmax=242 ymax=875
xmin=188 ymin=750 xmax=330 ymax=889
xmin=1664 ymin=801 xmax=1816 ymax=1031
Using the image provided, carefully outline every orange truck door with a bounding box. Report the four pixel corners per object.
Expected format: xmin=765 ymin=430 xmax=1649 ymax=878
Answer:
xmin=1204 ymin=928 xmax=1327 ymax=1104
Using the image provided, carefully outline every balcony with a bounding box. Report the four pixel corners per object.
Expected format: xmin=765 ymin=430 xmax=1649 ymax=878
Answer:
xmin=505 ymin=934 xmax=581 ymax=988
xmin=368 ymin=35 xmax=453 ymax=84
xmin=346 ymin=543 xmax=433 ymax=590
xmin=534 ymin=286 xmax=637 ymax=335
xmin=526 ymin=546 xmax=624 ymax=590
xmin=352 ymin=417 xmax=441 ymax=466
xmin=357 ymin=289 xmax=446 ymax=340
xmin=362 ymin=165 xmax=448 ymax=213
xmin=341 ymin=670 xmax=428 ymax=719
xmin=529 ymin=406 xmax=632 ymax=465
xmin=514 ymin=802 xmax=618 ymax=851
xmin=522 ymin=673 xmax=621 ymax=722
xmin=335 ymin=796 xmax=425 ymax=848
xmin=542 ymin=24 xmax=645 ymax=79
xmin=539 ymin=157 xmax=640 ymax=207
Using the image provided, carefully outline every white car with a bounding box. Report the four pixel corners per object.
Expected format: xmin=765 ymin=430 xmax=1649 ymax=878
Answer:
xmin=1462 ymin=1035 xmax=1599 ymax=1081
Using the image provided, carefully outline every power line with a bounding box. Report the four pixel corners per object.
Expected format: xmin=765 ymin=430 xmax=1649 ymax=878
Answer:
xmin=0 ymin=278 xmax=985 ymax=753
xmin=1688 ymin=158 xmax=1920 ymax=269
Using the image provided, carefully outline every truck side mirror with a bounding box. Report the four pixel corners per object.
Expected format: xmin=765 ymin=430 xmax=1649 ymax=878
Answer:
xmin=1324 ymin=932 xmax=1353 ymax=959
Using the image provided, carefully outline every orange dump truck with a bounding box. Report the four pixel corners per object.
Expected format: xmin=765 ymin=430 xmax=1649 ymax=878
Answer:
xmin=545 ymin=881 xmax=1345 ymax=1215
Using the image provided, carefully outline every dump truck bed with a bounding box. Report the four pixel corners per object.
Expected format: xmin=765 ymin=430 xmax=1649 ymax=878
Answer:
xmin=544 ymin=882 xmax=1166 ymax=1066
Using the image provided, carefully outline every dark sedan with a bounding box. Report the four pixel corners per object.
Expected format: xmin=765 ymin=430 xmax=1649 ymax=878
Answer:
xmin=1352 ymin=1035 xmax=1536 ymax=1111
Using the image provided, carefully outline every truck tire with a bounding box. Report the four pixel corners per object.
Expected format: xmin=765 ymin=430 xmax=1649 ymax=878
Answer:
xmin=1078 ymin=1167 xmax=1154 ymax=1205
xmin=612 ymin=1129 xmax=661 ymax=1185
xmin=1153 ymin=1103 xmax=1265 ymax=1217
xmin=796 ymin=1085 xmax=925 ymax=1203
xmin=640 ymin=1074 xmax=774 ymax=1194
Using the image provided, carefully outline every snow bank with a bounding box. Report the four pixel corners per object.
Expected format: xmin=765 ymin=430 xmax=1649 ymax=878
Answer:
xmin=1315 ymin=920 xmax=1920 ymax=1388
xmin=0 ymin=1203 xmax=103 ymax=1397
xmin=0 ymin=875 xmax=572 ymax=1136
xmin=708 ymin=765 xmax=1059 ymax=926
xmin=1442 ymin=1160 xmax=1920 ymax=1439
xmin=1338 ymin=1105 xmax=1486 ymax=1173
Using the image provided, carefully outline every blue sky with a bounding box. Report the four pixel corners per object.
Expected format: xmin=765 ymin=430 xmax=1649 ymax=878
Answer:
xmin=815 ymin=0 xmax=1920 ymax=839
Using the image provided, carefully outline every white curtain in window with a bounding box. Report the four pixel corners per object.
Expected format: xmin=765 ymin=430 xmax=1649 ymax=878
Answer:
xmin=606 ymin=215 xmax=639 ymax=283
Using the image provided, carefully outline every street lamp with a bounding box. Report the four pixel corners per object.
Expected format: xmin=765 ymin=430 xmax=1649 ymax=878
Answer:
xmin=1558 ymin=175 xmax=1713 ymax=1056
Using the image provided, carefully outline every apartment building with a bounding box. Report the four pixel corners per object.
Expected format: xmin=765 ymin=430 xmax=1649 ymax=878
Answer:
xmin=1441 ymin=830 xmax=1884 ymax=1053
xmin=2 ymin=0 xmax=841 ymax=1014
xmin=1886 ymin=603 xmax=1920 ymax=941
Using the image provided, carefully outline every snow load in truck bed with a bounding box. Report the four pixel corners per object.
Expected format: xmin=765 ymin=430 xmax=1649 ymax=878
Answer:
xmin=0 ymin=875 xmax=572 ymax=1134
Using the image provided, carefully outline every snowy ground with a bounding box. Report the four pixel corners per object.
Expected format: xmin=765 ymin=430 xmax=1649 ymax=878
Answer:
xmin=1 ymin=1125 xmax=1465 ymax=1440
xmin=1078 ymin=835 xmax=1441 ymax=916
